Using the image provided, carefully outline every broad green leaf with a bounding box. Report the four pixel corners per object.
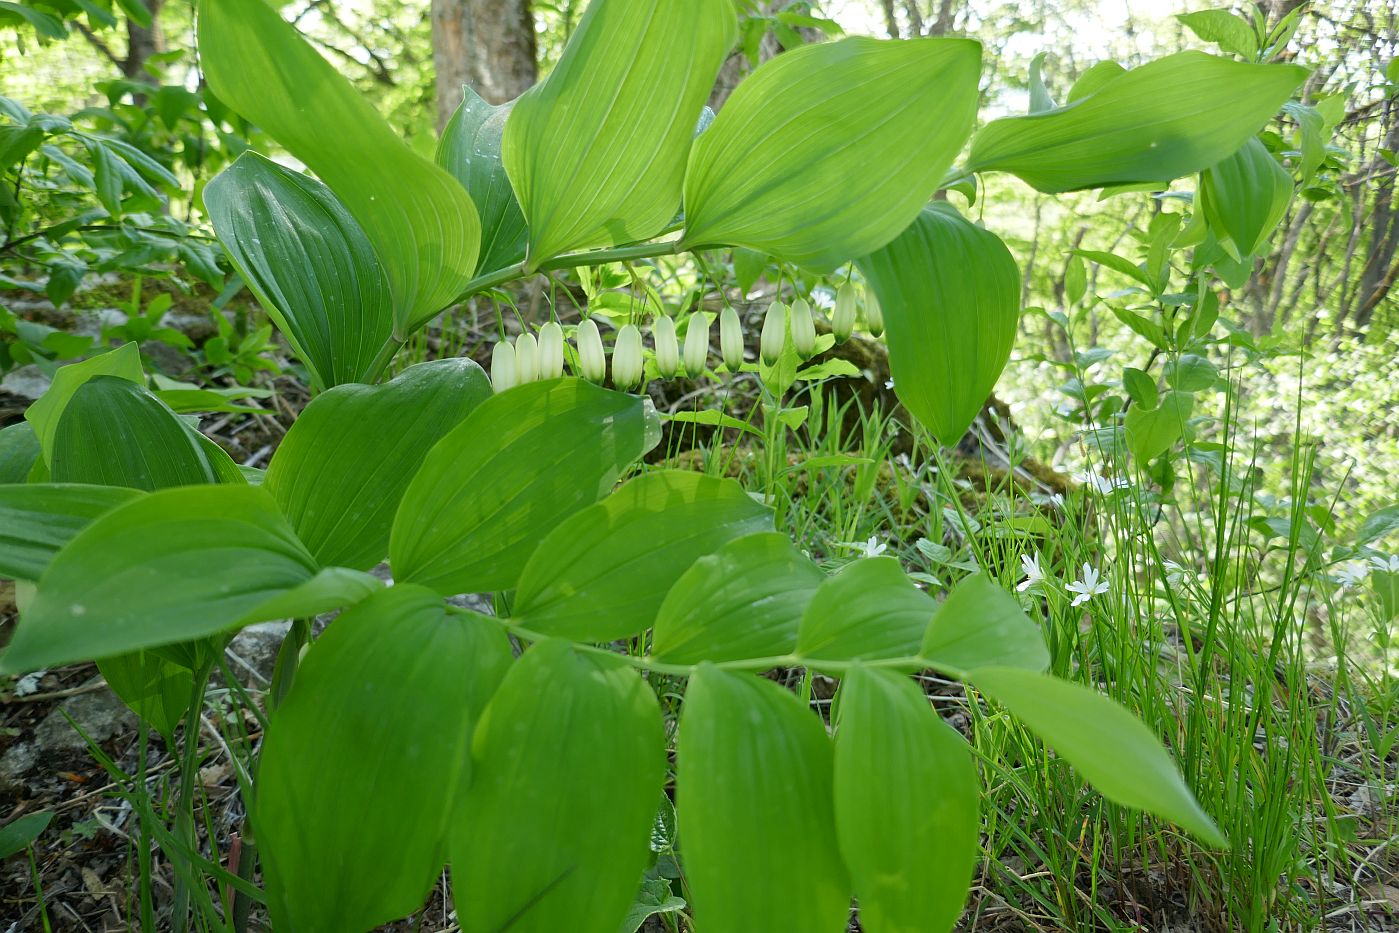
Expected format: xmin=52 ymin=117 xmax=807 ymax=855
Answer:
xmin=683 ymin=37 xmax=982 ymax=271
xmin=0 ymin=484 xmax=142 ymax=581
xmin=49 ymin=377 xmax=229 ymax=490
xmin=437 ymin=87 xmax=527 ymax=275
xmin=266 ymin=359 xmax=492 ymax=571
xmin=25 ymin=342 xmax=143 ymax=463
xmin=0 ymin=486 xmax=380 ymax=672
xmin=205 ymin=153 xmax=395 ymax=389
xmin=503 ymin=0 xmax=734 ymax=265
xmin=452 ymin=639 xmax=664 ymax=933
xmin=198 ymin=0 xmax=480 ymax=334
xmin=1165 ymin=353 xmax=1217 ymax=391
xmin=1176 ymin=10 xmax=1258 ymax=59
xmin=651 ymin=532 xmax=824 ymax=664
xmin=0 ymin=811 xmax=53 ymax=859
xmin=1066 ymin=60 xmax=1126 ymax=103
xmin=920 ymin=574 xmax=1049 ymax=676
xmin=1125 ymin=390 xmax=1194 ymax=463
xmin=834 ymin=666 xmax=978 ymax=933
xmin=1357 ymin=505 xmax=1399 ymax=547
xmin=856 ymin=204 xmax=1019 ymax=442
xmin=513 ymin=471 xmax=772 ymax=642
xmin=392 ymin=379 xmax=655 ymax=595
xmin=258 ymin=586 xmax=511 ymax=932
xmin=0 ymin=422 xmax=40 ymax=484
xmin=678 ymin=666 xmax=850 ymax=931
xmin=97 ymin=651 xmax=193 ymax=741
xmin=1200 ymin=137 xmax=1292 ymax=257
xmin=619 ymin=877 xmax=686 ymax=933
xmin=966 ymin=52 xmax=1306 ymax=192
xmin=796 ymin=556 xmax=934 ymax=663
xmin=970 ymin=666 xmax=1225 ymax=846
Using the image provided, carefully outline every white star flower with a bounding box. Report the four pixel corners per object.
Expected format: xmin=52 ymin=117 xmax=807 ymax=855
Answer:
xmin=1016 ymin=552 xmax=1045 ymax=592
xmin=1066 ymin=563 xmax=1110 ymax=607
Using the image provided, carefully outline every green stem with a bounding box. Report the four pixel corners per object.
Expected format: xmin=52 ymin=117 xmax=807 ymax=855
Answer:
xmin=171 ymin=657 xmax=216 ymax=933
xmin=365 ymin=338 xmax=404 ymax=383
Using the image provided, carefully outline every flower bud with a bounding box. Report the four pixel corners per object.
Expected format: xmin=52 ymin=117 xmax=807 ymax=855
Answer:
xmin=537 ymin=321 xmax=564 ymax=379
xmin=790 ymin=297 xmax=816 ymax=358
xmin=513 ymin=332 xmax=539 ymax=384
xmin=683 ymin=313 xmax=709 ymax=376
xmin=612 ymin=323 xmax=643 ymax=390
xmin=652 ymin=315 xmax=679 ymax=378
xmin=490 ymin=340 xmax=516 ymax=393
xmin=576 ymin=318 xmax=606 ymax=382
xmin=760 ymin=301 xmax=787 ymax=365
xmin=863 ymin=286 xmax=884 ymax=338
xmin=720 ymin=306 xmax=744 ymax=372
xmin=833 ymin=282 xmax=857 ymax=342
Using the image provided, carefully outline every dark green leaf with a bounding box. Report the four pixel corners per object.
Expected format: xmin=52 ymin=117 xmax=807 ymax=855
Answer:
xmin=25 ymin=343 xmax=143 ymax=464
xmin=1200 ymin=137 xmax=1292 ymax=257
xmin=97 ymin=651 xmax=193 ymax=741
xmin=437 ymin=87 xmax=526 ymax=275
xmin=0 ymin=423 xmax=41 ymax=484
xmin=0 ymin=811 xmax=54 ymax=859
xmin=258 ymin=586 xmax=511 ymax=932
xmin=452 ymin=639 xmax=664 ymax=933
xmin=678 ymin=666 xmax=850 ymax=930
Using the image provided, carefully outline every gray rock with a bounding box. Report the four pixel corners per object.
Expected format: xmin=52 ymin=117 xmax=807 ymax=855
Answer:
xmin=0 ymin=677 xmax=137 ymax=794
xmin=0 ymin=365 xmax=51 ymax=401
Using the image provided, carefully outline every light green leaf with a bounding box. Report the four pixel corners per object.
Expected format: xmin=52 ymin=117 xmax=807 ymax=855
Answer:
xmin=97 ymin=651 xmax=193 ymax=741
xmin=392 ymin=379 xmax=655 ymax=595
xmin=971 ymin=666 xmax=1225 ymax=846
xmin=514 ymin=471 xmax=773 ymax=642
xmin=1200 ymin=137 xmax=1292 ymax=257
xmin=452 ymin=639 xmax=664 ymax=933
xmin=1125 ymin=389 xmax=1194 ymax=463
xmin=618 ymin=877 xmax=686 ymax=933
xmin=834 ymin=666 xmax=978 ymax=933
xmin=1165 ymin=354 xmax=1217 ymax=391
xmin=1177 ymin=10 xmax=1258 ymax=60
xmin=857 ymin=203 xmax=1020 ymax=442
xmin=921 ymin=574 xmax=1048 ymax=676
xmin=266 ymin=359 xmax=492 ymax=571
xmin=683 ymin=36 xmax=982 ymax=270
xmin=678 ymin=666 xmax=850 ymax=931
xmin=438 ymin=86 xmax=526 ymax=275
xmin=0 ymin=483 xmax=142 ymax=581
xmin=503 ymin=0 xmax=734 ymax=265
xmin=258 ymin=586 xmax=511 ymax=932
xmin=198 ymin=0 xmax=480 ymax=334
xmin=0 ymin=486 xmax=380 ymax=673
xmin=48 ymin=377 xmax=229 ymax=490
xmin=796 ymin=556 xmax=934 ymax=663
xmin=25 ymin=342 xmax=143 ymax=464
xmin=205 ymin=153 xmax=395 ymax=390
xmin=1066 ymin=60 xmax=1126 ymax=103
xmin=966 ymin=52 xmax=1306 ymax=192
xmin=651 ymin=532 xmax=824 ymax=664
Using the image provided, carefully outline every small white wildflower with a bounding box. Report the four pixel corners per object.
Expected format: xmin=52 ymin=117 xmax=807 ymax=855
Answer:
xmin=884 ymin=378 xmax=896 ymax=390
xmin=1047 ymin=493 xmax=1065 ymax=510
xmin=1163 ymin=559 xmax=1188 ymax=588
xmin=1074 ymin=469 xmax=1130 ymax=496
xmin=1016 ymin=552 xmax=1044 ymax=592
xmin=1334 ymin=562 xmax=1370 ymax=587
xmin=14 ymin=671 xmax=45 ymax=697
xmin=1368 ymin=554 xmax=1399 ymax=574
xmin=840 ymin=536 xmax=888 ymax=558
xmin=1066 ymin=562 xmax=1110 ymax=607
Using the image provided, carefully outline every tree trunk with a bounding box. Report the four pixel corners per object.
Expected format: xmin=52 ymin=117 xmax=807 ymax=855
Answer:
xmin=431 ymin=0 xmax=537 ymax=131
xmin=121 ymin=0 xmax=164 ymax=82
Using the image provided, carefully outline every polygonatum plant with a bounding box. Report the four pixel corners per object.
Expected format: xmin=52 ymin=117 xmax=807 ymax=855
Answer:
xmin=0 ymin=0 xmax=1315 ymax=929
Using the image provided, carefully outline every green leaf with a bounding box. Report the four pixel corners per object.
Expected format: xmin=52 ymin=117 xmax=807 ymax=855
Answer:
xmin=1125 ymin=389 xmax=1194 ymax=463
xmin=266 ymin=359 xmax=491 ymax=571
xmin=678 ymin=666 xmax=850 ymax=931
xmin=0 ymin=483 xmax=142 ymax=581
xmin=857 ymin=203 xmax=1020 ymax=442
xmin=503 ymin=0 xmax=734 ymax=265
xmin=834 ymin=666 xmax=978 ymax=933
xmin=1122 ymin=367 xmax=1159 ymax=409
xmin=651 ymin=532 xmax=824 ymax=664
xmin=514 ymin=471 xmax=773 ymax=642
xmin=205 ymin=153 xmax=395 ymax=390
xmin=0 ymin=811 xmax=54 ymax=859
xmin=1164 ymin=353 xmax=1217 ymax=391
xmin=796 ymin=556 xmax=934 ymax=663
xmin=452 ymin=639 xmax=665 ymax=933
xmin=966 ymin=52 xmax=1306 ymax=192
xmin=1200 ymin=137 xmax=1292 ymax=257
xmin=1357 ymin=505 xmax=1399 ymax=547
xmin=392 ymin=379 xmax=655 ymax=595
xmin=198 ymin=0 xmax=480 ymax=335
xmin=97 ymin=651 xmax=193 ymax=741
xmin=0 ymin=486 xmax=381 ymax=673
xmin=683 ymin=37 xmax=982 ymax=271
xmin=48 ymin=377 xmax=228 ymax=490
xmin=970 ymin=666 xmax=1225 ymax=846
xmin=1066 ymin=60 xmax=1126 ymax=103
xmin=257 ymin=586 xmax=511 ymax=932
xmin=437 ymin=86 xmax=527 ymax=275
xmin=1177 ymin=10 xmax=1259 ymax=59
xmin=25 ymin=343 xmax=143 ymax=464
xmin=920 ymin=574 xmax=1049 ymax=676
xmin=0 ymin=1 xmax=67 ymax=38
xmin=0 ymin=423 xmax=41 ymax=484
xmin=618 ymin=877 xmax=686 ymax=933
